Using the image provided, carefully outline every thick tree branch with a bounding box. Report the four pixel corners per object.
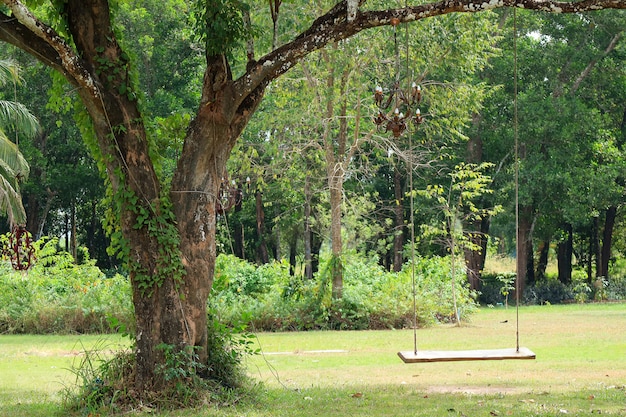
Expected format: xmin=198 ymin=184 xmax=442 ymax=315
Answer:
xmin=0 ymin=13 xmax=68 ymax=78
xmin=235 ymin=0 xmax=626 ymax=108
xmin=1 ymin=0 xmax=97 ymax=96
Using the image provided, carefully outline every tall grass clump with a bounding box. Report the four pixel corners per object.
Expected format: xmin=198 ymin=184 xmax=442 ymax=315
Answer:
xmin=211 ymin=253 xmax=477 ymax=331
xmin=63 ymin=316 xmax=257 ymax=414
xmin=0 ymin=236 xmax=133 ymax=334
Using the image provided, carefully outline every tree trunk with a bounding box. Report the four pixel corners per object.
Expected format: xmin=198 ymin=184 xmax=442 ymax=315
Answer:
xmin=557 ymin=223 xmax=573 ymax=285
xmin=463 ymin=216 xmax=490 ymax=291
xmin=598 ymin=206 xmax=616 ymax=278
xmin=255 ymin=190 xmax=270 ymax=264
xmin=329 ymin=176 xmax=344 ymax=299
xmin=535 ymin=239 xmax=550 ymax=281
xmin=587 ymin=220 xmax=597 ymax=282
xmin=463 ymin=118 xmax=489 ymax=291
xmin=517 ymin=205 xmax=535 ymax=295
xmin=70 ymin=199 xmax=77 ymax=260
xmin=289 ymin=232 xmax=297 ymax=276
xmin=392 ymin=167 xmax=405 ymax=272
xmin=303 ymin=174 xmax=314 ymax=280
xmin=232 ymin=185 xmax=245 ymax=259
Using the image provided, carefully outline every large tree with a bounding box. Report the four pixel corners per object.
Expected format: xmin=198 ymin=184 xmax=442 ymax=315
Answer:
xmin=1 ymin=0 xmax=624 ymax=397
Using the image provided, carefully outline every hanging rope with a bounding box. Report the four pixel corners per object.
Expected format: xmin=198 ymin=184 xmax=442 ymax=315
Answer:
xmin=403 ymin=22 xmax=419 ymax=356
xmin=513 ymin=7 xmax=521 ymax=353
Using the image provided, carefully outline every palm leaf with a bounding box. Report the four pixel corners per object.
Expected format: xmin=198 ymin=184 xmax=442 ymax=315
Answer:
xmin=0 ymin=162 xmax=26 ymax=226
xmin=0 ymin=100 xmax=40 ymax=141
xmin=0 ymin=59 xmax=21 ymax=87
xmin=0 ymin=131 xmax=29 ymax=181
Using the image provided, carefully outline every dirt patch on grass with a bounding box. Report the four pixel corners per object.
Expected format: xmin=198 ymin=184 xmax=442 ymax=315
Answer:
xmin=425 ymin=385 xmax=523 ymax=395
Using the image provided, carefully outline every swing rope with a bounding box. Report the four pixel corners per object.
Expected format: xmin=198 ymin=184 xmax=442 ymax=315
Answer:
xmin=514 ymin=6 xmax=521 ymax=353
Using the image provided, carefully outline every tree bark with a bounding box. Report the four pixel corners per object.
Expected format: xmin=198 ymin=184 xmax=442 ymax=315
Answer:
xmin=303 ymin=173 xmax=314 ymax=280
xmin=535 ymin=239 xmax=550 ymax=281
xmin=557 ymin=223 xmax=573 ymax=284
xmin=232 ymin=186 xmax=245 ymax=260
xmin=392 ymin=167 xmax=405 ymax=272
xmin=255 ymin=190 xmax=270 ymax=264
xmin=463 ymin=217 xmax=490 ymax=291
xmin=517 ymin=205 xmax=535 ymax=295
xmin=598 ymin=206 xmax=616 ymax=278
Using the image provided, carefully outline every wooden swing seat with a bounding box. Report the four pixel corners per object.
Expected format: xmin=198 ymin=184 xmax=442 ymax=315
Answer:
xmin=398 ymin=347 xmax=536 ymax=363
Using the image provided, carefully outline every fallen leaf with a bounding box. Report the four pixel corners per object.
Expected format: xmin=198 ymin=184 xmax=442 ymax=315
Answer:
xmin=351 ymin=392 xmax=363 ymax=398
xmin=520 ymin=399 xmax=536 ymax=404
xmin=490 ymin=411 xmax=499 ymax=416
xmin=589 ymin=395 xmax=595 ymax=400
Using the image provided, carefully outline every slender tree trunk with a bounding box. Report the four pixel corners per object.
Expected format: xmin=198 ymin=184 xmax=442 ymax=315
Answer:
xmin=587 ymin=220 xmax=597 ymax=282
xmin=598 ymin=206 xmax=616 ymax=278
xmin=392 ymin=167 xmax=404 ymax=272
xmin=557 ymin=223 xmax=573 ymax=285
xmin=311 ymin=228 xmax=322 ymax=278
xmin=86 ymin=199 xmax=97 ymax=253
xmin=463 ymin=217 xmax=490 ymax=291
xmin=303 ymin=174 xmax=314 ymax=280
xmin=289 ymin=233 xmax=297 ymax=276
xmin=64 ymin=211 xmax=69 ymax=252
xmin=70 ymin=199 xmax=77 ymax=260
xmin=517 ymin=205 xmax=535 ymax=295
xmin=255 ymin=190 xmax=270 ymax=264
xmin=329 ymin=175 xmax=344 ymax=299
xmin=35 ymin=188 xmax=56 ymax=240
xmin=463 ymin=120 xmax=489 ymax=291
xmin=272 ymin=205 xmax=281 ymax=261
xmin=232 ymin=185 xmax=244 ymax=259
xmin=535 ymin=239 xmax=550 ymax=281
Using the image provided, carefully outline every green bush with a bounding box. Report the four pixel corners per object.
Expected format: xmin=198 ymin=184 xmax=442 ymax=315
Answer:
xmin=211 ymin=253 xmax=477 ymax=331
xmin=523 ymin=279 xmax=574 ymax=305
xmin=0 ymin=237 xmax=133 ymax=334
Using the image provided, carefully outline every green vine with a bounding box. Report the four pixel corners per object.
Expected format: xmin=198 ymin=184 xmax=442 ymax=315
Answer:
xmin=104 ymin=179 xmax=185 ymax=297
xmin=94 ymin=46 xmax=137 ymax=102
xmin=133 ymin=193 xmax=186 ymax=296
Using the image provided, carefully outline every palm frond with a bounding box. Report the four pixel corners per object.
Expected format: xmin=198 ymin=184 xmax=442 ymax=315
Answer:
xmin=0 ymin=169 xmax=26 ymax=227
xmin=0 ymin=132 xmax=29 ymax=181
xmin=0 ymin=100 xmax=40 ymax=140
xmin=0 ymin=59 xmax=21 ymax=87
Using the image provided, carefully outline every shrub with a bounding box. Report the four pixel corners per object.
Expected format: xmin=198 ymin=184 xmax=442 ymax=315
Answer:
xmin=523 ymin=279 xmax=574 ymax=305
xmin=211 ymin=253 xmax=477 ymax=331
xmin=63 ymin=310 xmax=257 ymax=413
xmin=0 ymin=237 xmax=133 ymax=334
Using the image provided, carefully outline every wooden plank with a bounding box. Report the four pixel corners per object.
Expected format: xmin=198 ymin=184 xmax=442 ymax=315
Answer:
xmin=398 ymin=347 xmax=536 ymax=363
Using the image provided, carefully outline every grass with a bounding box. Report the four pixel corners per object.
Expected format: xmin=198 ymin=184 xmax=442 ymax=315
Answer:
xmin=1 ymin=304 xmax=625 ymax=416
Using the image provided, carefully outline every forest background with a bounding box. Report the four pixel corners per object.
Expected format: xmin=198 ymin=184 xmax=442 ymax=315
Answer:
xmin=1 ymin=0 xmax=626 ymax=350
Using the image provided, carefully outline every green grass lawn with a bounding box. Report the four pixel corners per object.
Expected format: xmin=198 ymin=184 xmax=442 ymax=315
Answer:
xmin=1 ymin=303 xmax=625 ymax=416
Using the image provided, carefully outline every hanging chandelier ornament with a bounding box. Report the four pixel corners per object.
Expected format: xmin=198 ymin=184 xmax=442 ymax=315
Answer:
xmin=373 ymin=82 xmax=423 ymax=137
xmin=372 ymin=20 xmax=424 ymax=138
xmin=3 ymin=225 xmax=36 ymax=271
